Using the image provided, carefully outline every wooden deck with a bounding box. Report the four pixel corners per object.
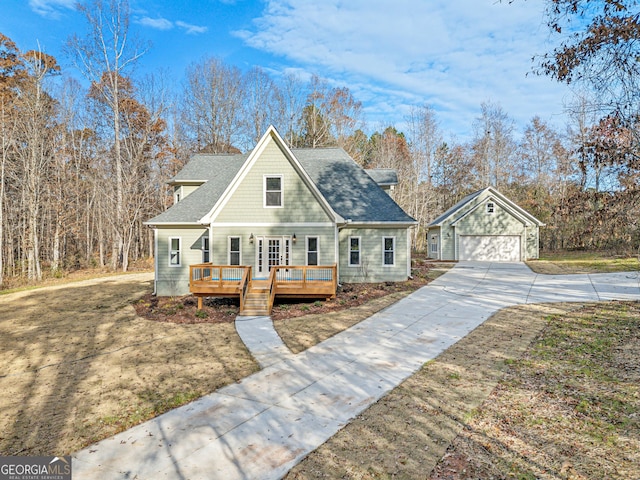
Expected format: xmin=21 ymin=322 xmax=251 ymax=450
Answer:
xmin=189 ymin=264 xmax=337 ymax=315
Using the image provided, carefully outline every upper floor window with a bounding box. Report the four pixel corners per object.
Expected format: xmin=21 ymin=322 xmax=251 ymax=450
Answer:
xmin=174 ymin=186 xmax=182 ymax=204
xmin=486 ymin=201 xmax=495 ymax=214
xmin=264 ymin=175 xmax=283 ymax=207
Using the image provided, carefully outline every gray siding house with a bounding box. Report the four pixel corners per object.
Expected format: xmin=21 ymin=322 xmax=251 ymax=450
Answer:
xmin=427 ymin=187 xmax=544 ymax=262
xmin=146 ymin=126 xmax=417 ymax=296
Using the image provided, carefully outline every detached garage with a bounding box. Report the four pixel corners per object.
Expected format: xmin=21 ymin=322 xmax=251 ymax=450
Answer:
xmin=427 ymin=187 xmax=544 ymax=262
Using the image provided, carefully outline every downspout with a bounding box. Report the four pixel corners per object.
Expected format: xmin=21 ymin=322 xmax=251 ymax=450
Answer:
xmin=336 ymin=219 xmax=353 ymax=286
xmin=153 ymin=227 xmax=158 ymax=295
xmin=453 ymin=225 xmax=457 ymax=261
xmin=407 ymin=225 xmax=412 ymax=278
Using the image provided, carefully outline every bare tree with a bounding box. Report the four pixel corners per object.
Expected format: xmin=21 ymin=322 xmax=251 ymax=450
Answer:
xmin=242 ymin=66 xmax=282 ymax=148
xmin=66 ymin=0 xmax=148 ymax=270
xmin=471 ymin=101 xmax=517 ymax=189
xmin=181 ymin=57 xmax=243 ymax=153
xmin=15 ymin=48 xmax=60 ymax=280
xmin=278 ymin=72 xmax=306 ymax=147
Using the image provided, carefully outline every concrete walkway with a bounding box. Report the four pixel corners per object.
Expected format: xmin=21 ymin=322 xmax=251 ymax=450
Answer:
xmin=234 ymin=315 xmax=294 ymax=367
xmin=72 ymin=262 xmax=640 ymax=479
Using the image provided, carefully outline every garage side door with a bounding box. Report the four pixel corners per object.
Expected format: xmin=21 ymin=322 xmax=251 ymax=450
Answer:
xmin=459 ymin=235 xmax=521 ymax=262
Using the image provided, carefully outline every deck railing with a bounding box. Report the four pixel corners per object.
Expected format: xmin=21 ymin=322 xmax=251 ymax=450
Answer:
xmin=189 ymin=263 xmax=337 ymax=312
xmin=272 ymin=265 xmax=337 ymax=289
xmin=238 ymin=266 xmax=252 ymax=312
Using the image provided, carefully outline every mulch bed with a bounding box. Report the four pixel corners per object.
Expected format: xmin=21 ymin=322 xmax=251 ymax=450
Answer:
xmin=134 ymin=256 xmax=441 ymax=324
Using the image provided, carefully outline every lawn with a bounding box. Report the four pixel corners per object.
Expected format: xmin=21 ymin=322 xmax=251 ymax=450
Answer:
xmin=285 ymin=301 xmax=640 ymax=479
xmin=2 ymin=252 xmax=638 ymax=479
xmin=527 ymin=250 xmax=640 ymax=274
xmin=0 ymin=273 xmax=258 ymax=456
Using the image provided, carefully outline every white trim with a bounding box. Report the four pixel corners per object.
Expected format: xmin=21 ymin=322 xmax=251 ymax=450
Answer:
xmin=407 ymin=228 xmax=412 ymax=276
xmin=382 ymin=236 xmax=396 ymax=267
xmin=168 ymin=237 xmax=181 ymax=267
xmin=255 ymin=235 xmax=291 ymax=277
xmin=306 ymin=235 xmax=319 ymax=266
xmin=263 ymin=174 xmax=284 ymax=208
xmin=213 ymin=222 xmax=334 ymax=228
xmin=334 ymin=224 xmax=340 ymax=281
xmin=202 ymin=236 xmax=210 ymax=263
xmin=348 ymin=236 xmax=361 ymax=267
xmin=486 ymin=201 xmax=495 ymax=214
xmin=228 ymin=236 xmax=242 ymax=265
xmin=153 ymin=228 xmax=158 ymax=294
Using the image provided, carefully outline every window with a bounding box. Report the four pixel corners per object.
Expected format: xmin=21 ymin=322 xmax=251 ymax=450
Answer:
xmin=486 ymin=201 xmax=495 ymax=214
xmin=264 ymin=175 xmax=283 ymax=207
xmin=229 ymin=236 xmax=241 ymax=265
xmin=202 ymin=237 xmax=210 ymax=263
xmin=383 ymin=237 xmax=395 ymax=266
xmin=174 ymin=186 xmax=182 ymax=204
xmin=169 ymin=237 xmax=181 ymax=267
xmin=307 ymin=237 xmax=319 ymax=266
xmin=349 ymin=237 xmax=360 ymax=266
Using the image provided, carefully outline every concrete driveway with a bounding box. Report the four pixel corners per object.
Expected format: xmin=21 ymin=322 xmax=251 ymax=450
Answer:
xmin=72 ymin=262 xmax=640 ymax=479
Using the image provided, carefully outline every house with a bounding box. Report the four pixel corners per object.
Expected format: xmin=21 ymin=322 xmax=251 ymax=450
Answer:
xmin=145 ymin=126 xmax=417 ymax=313
xmin=426 ymin=187 xmax=544 ymax=262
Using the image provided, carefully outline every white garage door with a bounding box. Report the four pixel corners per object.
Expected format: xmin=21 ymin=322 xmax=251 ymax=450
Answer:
xmin=459 ymin=235 xmax=521 ymax=262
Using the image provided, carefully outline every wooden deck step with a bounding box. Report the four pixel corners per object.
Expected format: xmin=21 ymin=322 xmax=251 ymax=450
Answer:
xmin=239 ymin=290 xmax=270 ymax=316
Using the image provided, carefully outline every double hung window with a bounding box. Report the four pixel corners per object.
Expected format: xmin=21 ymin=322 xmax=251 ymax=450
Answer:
xmin=349 ymin=237 xmax=360 ymax=266
xmin=169 ymin=237 xmax=181 ymax=266
xmin=306 ymin=237 xmax=319 ymax=266
xmin=383 ymin=237 xmax=395 ymax=266
xmin=229 ymin=237 xmax=241 ymax=265
xmin=264 ymin=175 xmax=283 ymax=207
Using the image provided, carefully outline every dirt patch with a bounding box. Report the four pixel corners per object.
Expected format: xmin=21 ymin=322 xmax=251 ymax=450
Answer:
xmin=0 ymin=273 xmax=258 ymax=456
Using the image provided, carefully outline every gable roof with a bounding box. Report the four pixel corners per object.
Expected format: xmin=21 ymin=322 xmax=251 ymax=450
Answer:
xmin=428 ymin=187 xmax=545 ymax=228
xmin=169 ymin=153 xmax=249 ymax=184
xmin=146 ymin=126 xmax=416 ymax=226
xmin=365 ymin=168 xmax=398 ymax=187
xmin=294 ymin=149 xmax=413 ymax=224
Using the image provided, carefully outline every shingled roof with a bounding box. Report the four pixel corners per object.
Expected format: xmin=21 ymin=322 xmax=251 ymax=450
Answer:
xmin=147 ymin=143 xmax=415 ymax=226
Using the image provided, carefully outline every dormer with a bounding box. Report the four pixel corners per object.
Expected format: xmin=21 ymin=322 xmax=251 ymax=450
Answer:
xmin=365 ymin=168 xmax=398 ymax=195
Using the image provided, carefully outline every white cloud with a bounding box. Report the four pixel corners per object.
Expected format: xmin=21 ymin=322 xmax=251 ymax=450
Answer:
xmin=136 ymin=17 xmax=174 ymax=30
xmin=134 ymin=17 xmax=207 ymax=35
xmin=234 ymin=0 xmax=569 ymax=139
xmin=28 ymin=0 xmax=75 ymax=18
xmin=176 ymin=21 xmax=208 ymax=35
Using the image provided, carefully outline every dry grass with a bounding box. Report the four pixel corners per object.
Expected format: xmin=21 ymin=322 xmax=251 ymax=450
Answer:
xmin=528 ymin=251 xmax=640 ymax=274
xmin=430 ymin=301 xmax=640 ymax=480
xmin=286 ymin=302 xmax=640 ymax=480
xmin=0 ymin=273 xmax=258 ymax=456
xmin=284 ymin=303 xmax=578 ymax=479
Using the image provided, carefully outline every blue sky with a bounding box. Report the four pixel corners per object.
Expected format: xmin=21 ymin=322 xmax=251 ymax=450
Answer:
xmin=3 ymin=0 xmax=574 ymax=141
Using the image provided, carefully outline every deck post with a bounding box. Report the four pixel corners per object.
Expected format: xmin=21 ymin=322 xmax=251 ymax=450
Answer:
xmin=197 ymin=296 xmax=203 ymax=310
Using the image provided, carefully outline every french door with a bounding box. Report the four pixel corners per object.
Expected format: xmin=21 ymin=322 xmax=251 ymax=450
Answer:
xmin=256 ymin=236 xmax=291 ymax=277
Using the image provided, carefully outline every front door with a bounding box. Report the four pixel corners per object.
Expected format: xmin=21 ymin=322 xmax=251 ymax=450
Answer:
xmin=267 ymin=238 xmax=281 ymax=270
xmin=256 ymin=236 xmax=291 ymax=277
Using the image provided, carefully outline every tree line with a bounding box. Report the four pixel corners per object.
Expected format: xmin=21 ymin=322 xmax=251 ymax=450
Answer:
xmin=1 ymin=0 xmax=638 ymax=287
